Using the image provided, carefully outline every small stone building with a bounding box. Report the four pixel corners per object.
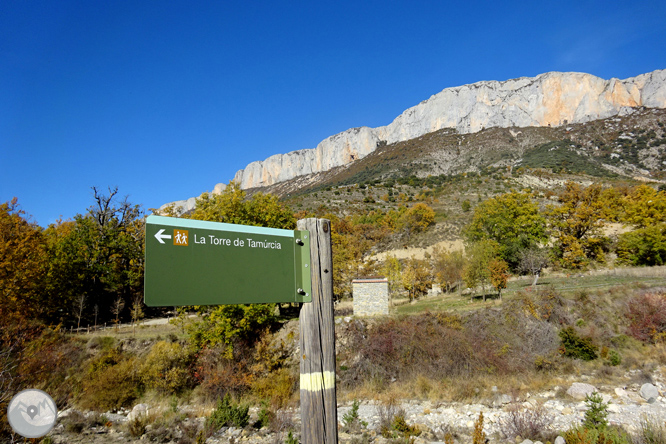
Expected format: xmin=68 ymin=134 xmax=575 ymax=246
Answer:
xmin=352 ymin=277 xmax=389 ymax=317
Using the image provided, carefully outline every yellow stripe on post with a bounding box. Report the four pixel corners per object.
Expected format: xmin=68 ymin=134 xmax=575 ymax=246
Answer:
xmin=300 ymin=371 xmax=335 ymax=392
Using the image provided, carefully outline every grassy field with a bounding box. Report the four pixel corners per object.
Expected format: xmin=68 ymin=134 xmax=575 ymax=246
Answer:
xmin=395 ymin=266 xmax=666 ymax=315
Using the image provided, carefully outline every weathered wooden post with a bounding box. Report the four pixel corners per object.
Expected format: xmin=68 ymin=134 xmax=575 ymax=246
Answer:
xmin=298 ymin=218 xmax=338 ymax=444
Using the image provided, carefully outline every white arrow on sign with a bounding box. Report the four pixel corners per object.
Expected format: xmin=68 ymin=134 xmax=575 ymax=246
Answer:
xmin=154 ymin=229 xmax=172 ymax=244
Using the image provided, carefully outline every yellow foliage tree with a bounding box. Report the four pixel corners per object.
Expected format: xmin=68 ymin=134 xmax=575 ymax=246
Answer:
xmin=0 ymin=198 xmax=48 ymax=323
xmin=546 ymin=182 xmax=611 ymax=269
xmin=401 ymin=256 xmax=432 ymax=302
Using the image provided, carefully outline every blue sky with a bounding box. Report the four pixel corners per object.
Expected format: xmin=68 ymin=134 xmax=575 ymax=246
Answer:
xmin=2 ymin=1 xmax=665 ymax=227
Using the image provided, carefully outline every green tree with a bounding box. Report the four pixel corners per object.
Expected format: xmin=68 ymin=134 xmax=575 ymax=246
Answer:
xmin=463 ymin=240 xmax=498 ymax=300
xmin=44 ymin=187 xmax=144 ymax=325
xmin=616 ymin=223 xmax=666 ymax=266
xmin=184 ymin=183 xmax=295 ymax=355
xmin=464 ymin=191 xmax=547 ymax=269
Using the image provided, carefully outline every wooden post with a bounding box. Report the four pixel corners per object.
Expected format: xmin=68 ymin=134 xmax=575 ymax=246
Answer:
xmin=298 ymin=218 xmax=338 ymax=444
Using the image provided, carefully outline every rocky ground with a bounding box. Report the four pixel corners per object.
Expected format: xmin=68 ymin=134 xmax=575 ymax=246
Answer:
xmin=39 ymin=367 xmax=666 ymax=444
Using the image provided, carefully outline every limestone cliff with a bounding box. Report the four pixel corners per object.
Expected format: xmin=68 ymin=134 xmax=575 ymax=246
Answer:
xmin=232 ymin=69 xmax=666 ymax=189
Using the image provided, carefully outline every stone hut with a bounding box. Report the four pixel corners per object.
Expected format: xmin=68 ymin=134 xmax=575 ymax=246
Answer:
xmin=352 ymin=277 xmax=389 ymax=317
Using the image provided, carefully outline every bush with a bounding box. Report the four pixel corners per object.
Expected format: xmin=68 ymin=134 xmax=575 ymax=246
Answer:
xmin=499 ymin=403 xmax=554 ymax=441
xmin=78 ymin=350 xmax=141 ymax=411
xmin=140 ymin=341 xmax=194 ymax=395
xmin=563 ymin=426 xmax=632 ymax=444
xmin=194 ymin=345 xmax=253 ymax=401
xmin=206 ymin=393 xmax=249 ymax=430
xmin=340 ymin=314 xmax=506 ymax=390
xmin=559 ymin=326 xmax=598 ymax=360
xmin=605 ymin=350 xmax=622 ymax=367
xmin=626 ymin=291 xmax=666 ymax=343
xmin=15 ymin=327 xmax=85 ymax=406
xmin=250 ymin=367 xmax=297 ymax=409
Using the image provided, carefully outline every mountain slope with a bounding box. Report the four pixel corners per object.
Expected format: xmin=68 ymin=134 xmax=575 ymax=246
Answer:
xmin=233 ymin=70 xmax=666 ymax=189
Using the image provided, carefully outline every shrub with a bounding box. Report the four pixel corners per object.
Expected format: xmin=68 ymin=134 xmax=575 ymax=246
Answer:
xmin=562 ymin=425 xmax=632 ymax=444
xmin=78 ymin=350 xmax=141 ymax=411
xmin=391 ymin=414 xmax=421 ymax=439
xmin=194 ymin=345 xmax=253 ymax=401
xmin=616 ymin=223 xmax=666 ymax=266
xmin=15 ymin=327 xmax=85 ymax=406
xmin=499 ymin=403 xmax=554 ymax=441
xmin=253 ymin=401 xmax=272 ymax=429
xmin=250 ymin=368 xmax=297 ymax=408
xmin=140 ymin=341 xmax=194 ymax=395
xmin=626 ymin=291 xmax=666 ymax=343
xmin=206 ymin=393 xmax=249 ymax=430
xmin=559 ymin=326 xmax=598 ymax=360
xmin=340 ymin=314 xmax=505 ymax=390
xmin=605 ymin=350 xmax=622 ymax=367
xmin=127 ymin=415 xmax=149 ymax=437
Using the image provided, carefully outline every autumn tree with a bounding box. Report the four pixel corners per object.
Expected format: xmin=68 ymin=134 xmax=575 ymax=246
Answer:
xmin=615 ymin=185 xmax=666 ymax=266
xmin=382 ymin=255 xmax=402 ymax=296
xmin=464 ymin=191 xmax=547 ymax=269
xmin=0 ymin=198 xmax=49 ymax=323
xmin=399 ymin=202 xmax=435 ymax=234
xmin=488 ymin=258 xmax=509 ymax=299
xmin=621 ymin=185 xmax=666 ymax=228
xmin=546 ymin=182 xmax=612 ymax=269
xmin=401 ymin=256 xmax=432 ymax=302
xmin=432 ymin=246 xmax=465 ymax=294
xmin=131 ymin=294 xmax=145 ymax=335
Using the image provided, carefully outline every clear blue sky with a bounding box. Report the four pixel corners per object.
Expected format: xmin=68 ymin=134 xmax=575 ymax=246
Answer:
xmin=2 ymin=1 xmax=665 ymax=227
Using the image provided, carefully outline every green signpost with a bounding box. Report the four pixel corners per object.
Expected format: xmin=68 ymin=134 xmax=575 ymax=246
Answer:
xmin=144 ymin=215 xmax=312 ymax=306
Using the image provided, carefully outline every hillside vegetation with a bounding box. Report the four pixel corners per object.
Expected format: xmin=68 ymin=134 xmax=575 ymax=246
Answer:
xmin=2 ymin=110 xmax=666 ymax=443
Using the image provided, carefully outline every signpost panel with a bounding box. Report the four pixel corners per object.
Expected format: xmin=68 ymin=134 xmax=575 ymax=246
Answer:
xmin=144 ymin=215 xmax=312 ymax=306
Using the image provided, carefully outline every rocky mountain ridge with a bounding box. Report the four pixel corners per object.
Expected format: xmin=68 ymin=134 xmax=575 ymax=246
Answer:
xmin=161 ymin=69 xmax=666 ymax=213
xmin=233 ymin=70 xmax=666 ymax=190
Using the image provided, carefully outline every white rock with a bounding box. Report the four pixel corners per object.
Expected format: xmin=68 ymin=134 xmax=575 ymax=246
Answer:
xmin=640 ymin=383 xmax=659 ymax=403
xmin=608 ymin=404 xmax=621 ymax=413
xmin=127 ymin=403 xmax=149 ymax=421
xmin=567 ymin=383 xmax=598 ymax=400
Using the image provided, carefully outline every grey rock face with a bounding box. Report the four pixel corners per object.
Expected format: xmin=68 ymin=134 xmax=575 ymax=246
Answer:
xmin=233 ymin=70 xmax=666 ymax=189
